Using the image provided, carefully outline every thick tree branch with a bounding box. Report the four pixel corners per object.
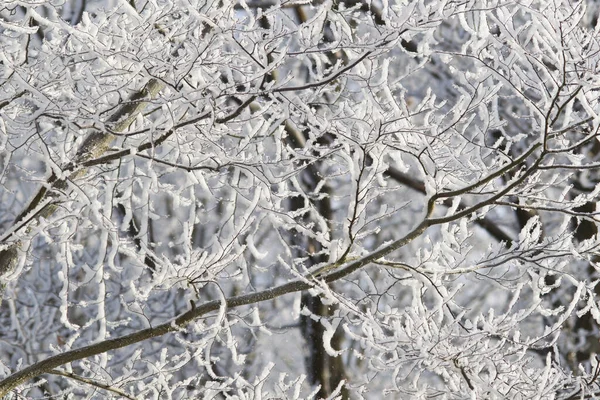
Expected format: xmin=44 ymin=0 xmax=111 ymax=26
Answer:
xmin=0 ymin=108 xmax=557 ymax=395
xmin=0 ymin=79 xmax=164 ymax=298
xmin=0 ymin=216 xmax=430 ymax=397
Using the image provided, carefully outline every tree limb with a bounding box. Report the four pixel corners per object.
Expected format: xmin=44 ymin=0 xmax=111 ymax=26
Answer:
xmin=0 ymin=79 xmax=164 ymax=300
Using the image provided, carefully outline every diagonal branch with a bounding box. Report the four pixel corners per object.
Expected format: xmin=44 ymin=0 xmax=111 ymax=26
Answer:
xmin=0 ymin=216 xmax=429 ymax=397
xmin=385 ymin=167 xmax=513 ymax=245
xmin=0 ymin=144 xmax=558 ymax=395
xmin=0 ymin=79 xmax=164 ymax=295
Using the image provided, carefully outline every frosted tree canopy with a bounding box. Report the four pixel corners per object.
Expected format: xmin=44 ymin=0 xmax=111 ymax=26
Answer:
xmin=1 ymin=0 xmax=600 ymax=398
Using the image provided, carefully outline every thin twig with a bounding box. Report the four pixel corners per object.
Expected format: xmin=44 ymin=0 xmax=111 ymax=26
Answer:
xmin=48 ymin=370 xmax=137 ymax=400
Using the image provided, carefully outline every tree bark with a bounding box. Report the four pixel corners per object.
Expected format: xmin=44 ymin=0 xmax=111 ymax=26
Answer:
xmin=0 ymin=78 xmax=164 ymax=302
